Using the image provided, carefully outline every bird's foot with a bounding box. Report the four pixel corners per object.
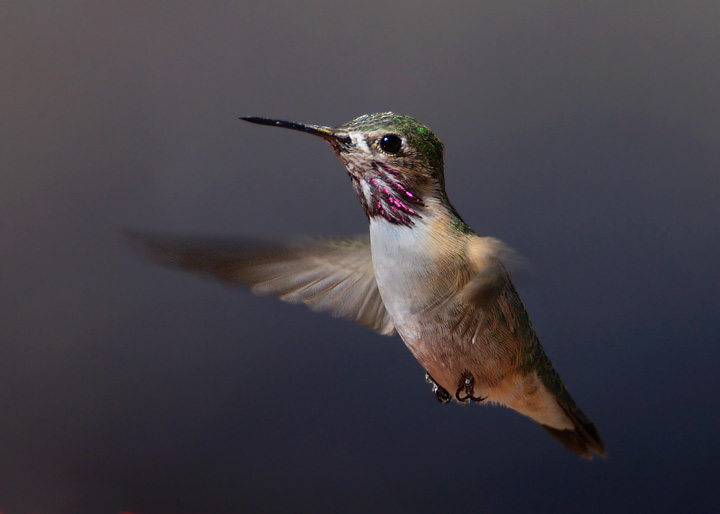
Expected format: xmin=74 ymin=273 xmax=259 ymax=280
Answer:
xmin=425 ymin=373 xmax=451 ymax=404
xmin=455 ymin=370 xmax=487 ymax=402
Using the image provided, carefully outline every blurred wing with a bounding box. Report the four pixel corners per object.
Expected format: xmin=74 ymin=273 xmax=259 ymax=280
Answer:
xmin=441 ymin=237 xmax=516 ymax=343
xmin=127 ymin=232 xmax=396 ymax=335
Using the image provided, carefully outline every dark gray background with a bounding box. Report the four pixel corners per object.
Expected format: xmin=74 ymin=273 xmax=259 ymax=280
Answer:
xmin=2 ymin=2 xmax=718 ymax=513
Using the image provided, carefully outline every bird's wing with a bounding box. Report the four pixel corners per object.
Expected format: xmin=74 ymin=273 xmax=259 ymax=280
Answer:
xmin=437 ymin=237 xmax=517 ymax=344
xmin=127 ymin=232 xmax=396 ymax=335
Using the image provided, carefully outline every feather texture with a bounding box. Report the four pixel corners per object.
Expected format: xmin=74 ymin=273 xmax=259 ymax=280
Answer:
xmin=127 ymin=232 xmax=395 ymax=335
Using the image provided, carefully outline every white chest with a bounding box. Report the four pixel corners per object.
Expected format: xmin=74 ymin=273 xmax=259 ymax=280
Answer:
xmin=369 ymin=218 xmax=439 ymax=333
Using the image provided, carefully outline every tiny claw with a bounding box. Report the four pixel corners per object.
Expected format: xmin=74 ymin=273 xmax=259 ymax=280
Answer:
xmin=425 ymin=372 xmax=451 ymax=404
xmin=455 ymin=370 xmax=487 ymax=403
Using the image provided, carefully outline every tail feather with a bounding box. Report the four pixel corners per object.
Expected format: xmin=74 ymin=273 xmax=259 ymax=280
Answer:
xmin=542 ymin=400 xmax=606 ymax=459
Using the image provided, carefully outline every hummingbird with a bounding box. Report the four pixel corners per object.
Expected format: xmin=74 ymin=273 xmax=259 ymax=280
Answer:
xmin=131 ymin=112 xmax=605 ymax=459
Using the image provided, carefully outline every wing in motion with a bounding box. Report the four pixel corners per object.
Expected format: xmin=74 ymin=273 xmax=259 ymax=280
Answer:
xmin=126 ymin=232 xmax=395 ymax=335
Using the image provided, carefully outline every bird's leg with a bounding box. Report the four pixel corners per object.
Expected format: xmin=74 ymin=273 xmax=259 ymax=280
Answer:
xmin=425 ymin=372 xmax=451 ymax=404
xmin=455 ymin=370 xmax=487 ymax=402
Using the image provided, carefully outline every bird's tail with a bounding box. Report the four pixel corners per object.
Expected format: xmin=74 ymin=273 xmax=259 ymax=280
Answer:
xmin=541 ymin=393 xmax=606 ymax=459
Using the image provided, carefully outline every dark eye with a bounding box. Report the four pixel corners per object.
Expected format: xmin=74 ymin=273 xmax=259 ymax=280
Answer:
xmin=379 ymin=134 xmax=402 ymax=153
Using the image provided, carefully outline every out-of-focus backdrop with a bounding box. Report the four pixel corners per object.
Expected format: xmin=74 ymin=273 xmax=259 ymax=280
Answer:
xmin=2 ymin=2 xmax=718 ymax=512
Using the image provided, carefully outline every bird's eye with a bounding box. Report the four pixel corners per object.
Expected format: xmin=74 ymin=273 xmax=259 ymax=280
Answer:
xmin=379 ymin=134 xmax=403 ymax=154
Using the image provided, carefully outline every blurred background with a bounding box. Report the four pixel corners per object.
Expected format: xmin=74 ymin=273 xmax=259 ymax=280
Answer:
xmin=1 ymin=1 xmax=718 ymax=512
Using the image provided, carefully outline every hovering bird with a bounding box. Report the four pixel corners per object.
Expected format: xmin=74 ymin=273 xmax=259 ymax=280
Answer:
xmin=131 ymin=112 xmax=605 ymax=458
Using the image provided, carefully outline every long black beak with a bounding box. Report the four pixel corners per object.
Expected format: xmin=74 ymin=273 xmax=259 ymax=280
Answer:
xmin=240 ymin=117 xmax=350 ymax=142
